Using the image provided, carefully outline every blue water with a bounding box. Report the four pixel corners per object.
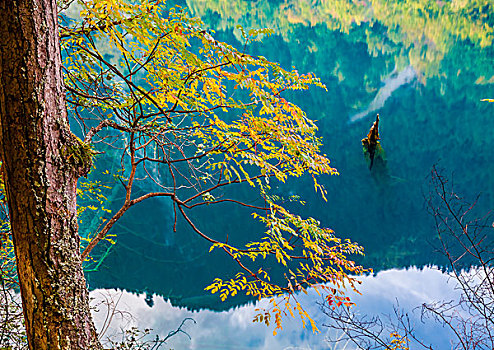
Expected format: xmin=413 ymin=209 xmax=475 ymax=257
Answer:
xmin=83 ymin=1 xmax=494 ymax=347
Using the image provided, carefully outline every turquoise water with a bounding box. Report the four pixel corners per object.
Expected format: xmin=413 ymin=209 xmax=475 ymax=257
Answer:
xmin=83 ymin=1 xmax=494 ymax=347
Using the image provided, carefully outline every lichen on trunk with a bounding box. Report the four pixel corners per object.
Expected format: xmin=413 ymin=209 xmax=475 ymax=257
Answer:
xmin=0 ymin=0 xmax=102 ymax=349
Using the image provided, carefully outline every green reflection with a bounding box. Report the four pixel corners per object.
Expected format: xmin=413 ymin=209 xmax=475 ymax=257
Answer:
xmin=86 ymin=0 xmax=494 ymax=311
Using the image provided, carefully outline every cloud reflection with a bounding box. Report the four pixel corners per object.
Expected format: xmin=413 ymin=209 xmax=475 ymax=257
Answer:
xmin=91 ymin=266 xmax=460 ymax=349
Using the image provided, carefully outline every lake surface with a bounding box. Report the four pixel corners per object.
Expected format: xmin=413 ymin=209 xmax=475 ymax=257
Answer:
xmin=91 ymin=267 xmax=460 ymax=349
xmin=84 ymin=0 xmax=494 ymax=347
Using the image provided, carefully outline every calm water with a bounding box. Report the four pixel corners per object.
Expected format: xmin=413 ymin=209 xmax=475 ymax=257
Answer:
xmin=91 ymin=267 xmax=459 ymax=349
xmin=83 ymin=0 xmax=494 ymax=347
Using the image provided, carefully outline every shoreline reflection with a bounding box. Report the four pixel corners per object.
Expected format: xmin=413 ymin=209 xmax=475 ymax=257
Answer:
xmin=92 ymin=266 xmax=458 ymax=349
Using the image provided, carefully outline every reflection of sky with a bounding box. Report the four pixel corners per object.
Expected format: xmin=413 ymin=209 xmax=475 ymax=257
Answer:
xmin=92 ymin=266 xmax=460 ymax=349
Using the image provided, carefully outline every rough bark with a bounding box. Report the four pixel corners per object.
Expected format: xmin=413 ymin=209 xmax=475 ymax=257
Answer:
xmin=0 ymin=1 xmax=102 ymax=349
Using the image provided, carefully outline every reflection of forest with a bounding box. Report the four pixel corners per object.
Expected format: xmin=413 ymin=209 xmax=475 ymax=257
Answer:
xmin=188 ymin=0 xmax=493 ymax=82
xmin=86 ymin=0 xmax=494 ymax=312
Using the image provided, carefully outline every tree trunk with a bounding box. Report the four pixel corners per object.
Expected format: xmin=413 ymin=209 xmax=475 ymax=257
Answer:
xmin=0 ymin=1 xmax=102 ymax=349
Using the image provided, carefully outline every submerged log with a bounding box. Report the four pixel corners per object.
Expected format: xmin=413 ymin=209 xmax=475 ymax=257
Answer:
xmin=362 ymin=114 xmax=383 ymax=170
